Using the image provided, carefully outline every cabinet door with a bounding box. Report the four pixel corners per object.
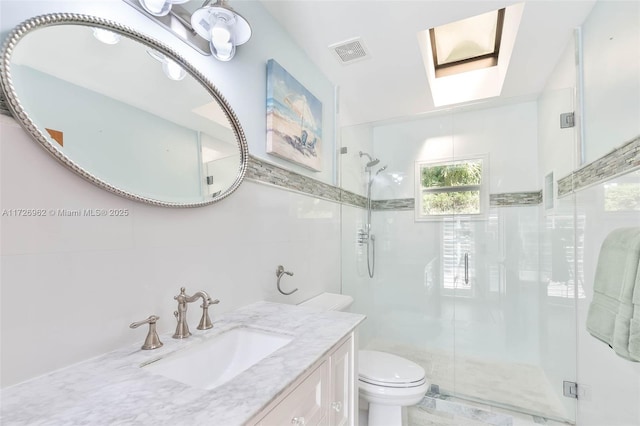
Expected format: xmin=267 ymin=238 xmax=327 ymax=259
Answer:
xmin=257 ymin=361 xmax=329 ymax=426
xmin=330 ymin=337 xmax=353 ymax=426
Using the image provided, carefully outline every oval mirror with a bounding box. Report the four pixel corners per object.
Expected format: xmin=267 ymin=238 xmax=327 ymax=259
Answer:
xmin=0 ymin=13 xmax=248 ymax=207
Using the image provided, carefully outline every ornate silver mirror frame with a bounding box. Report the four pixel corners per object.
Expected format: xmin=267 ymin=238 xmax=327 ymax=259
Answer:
xmin=0 ymin=13 xmax=249 ymax=207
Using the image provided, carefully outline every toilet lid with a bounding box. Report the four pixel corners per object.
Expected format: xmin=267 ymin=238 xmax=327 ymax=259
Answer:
xmin=358 ymin=350 xmax=425 ymax=386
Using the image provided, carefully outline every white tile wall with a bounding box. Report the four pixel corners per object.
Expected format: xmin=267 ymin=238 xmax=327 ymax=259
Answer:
xmin=574 ymin=176 xmax=640 ymax=426
xmin=582 ymin=0 xmax=640 ymax=163
xmin=339 ymin=124 xmax=374 ymax=197
xmin=340 ymin=204 xmax=376 ymax=345
xmin=1 ymin=116 xmax=341 ymax=387
xmin=537 ymin=2 xmax=640 ymax=423
xmin=0 ymin=0 xmax=339 ymax=387
xmin=371 ymin=101 xmax=539 ymax=200
xmin=537 ymin=86 xmax=576 ymax=191
xmin=339 ymin=101 xmax=550 ymax=417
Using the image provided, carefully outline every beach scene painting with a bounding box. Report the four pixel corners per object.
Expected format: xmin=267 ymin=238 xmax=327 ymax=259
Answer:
xmin=266 ymin=59 xmax=322 ymax=171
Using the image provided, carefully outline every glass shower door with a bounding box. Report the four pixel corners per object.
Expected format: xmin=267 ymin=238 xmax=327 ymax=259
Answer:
xmin=339 ymin=113 xmax=457 ymax=402
xmin=448 ymin=91 xmax=578 ymax=423
xmin=339 ymin=91 xmax=579 ymax=423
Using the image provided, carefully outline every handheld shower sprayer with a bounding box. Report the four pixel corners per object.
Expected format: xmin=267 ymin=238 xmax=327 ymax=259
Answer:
xmin=359 ymin=151 xmax=380 ymax=168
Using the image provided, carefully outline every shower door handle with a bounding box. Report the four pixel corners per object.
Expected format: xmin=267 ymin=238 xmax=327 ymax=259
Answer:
xmin=464 ymin=253 xmax=469 ymax=285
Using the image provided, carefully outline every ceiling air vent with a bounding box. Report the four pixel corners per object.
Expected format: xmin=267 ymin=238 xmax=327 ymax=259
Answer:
xmin=329 ymin=37 xmax=370 ymax=65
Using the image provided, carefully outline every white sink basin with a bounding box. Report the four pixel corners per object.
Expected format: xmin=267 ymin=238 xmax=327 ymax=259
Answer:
xmin=143 ymin=327 xmax=293 ymax=390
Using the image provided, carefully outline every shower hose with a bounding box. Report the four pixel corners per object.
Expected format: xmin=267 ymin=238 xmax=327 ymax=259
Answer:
xmin=367 ymin=234 xmax=375 ymax=278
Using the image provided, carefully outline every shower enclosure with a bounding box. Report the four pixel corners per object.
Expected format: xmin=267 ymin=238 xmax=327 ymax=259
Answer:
xmin=339 ymin=94 xmax=579 ymax=423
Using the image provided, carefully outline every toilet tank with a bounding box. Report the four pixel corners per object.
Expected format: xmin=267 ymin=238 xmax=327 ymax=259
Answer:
xmin=298 ymin=292 xmax=353 ymax=311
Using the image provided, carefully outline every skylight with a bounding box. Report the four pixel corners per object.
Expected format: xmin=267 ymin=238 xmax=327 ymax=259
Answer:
xmin=417 ymin=3 xmax=524 ymax=107
xmin=430 ymin=8 xmax=505 ymax=78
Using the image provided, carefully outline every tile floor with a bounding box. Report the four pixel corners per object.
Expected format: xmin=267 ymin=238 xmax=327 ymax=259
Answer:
xmin=360 ymin=340 xmax=576 ymax=425
xmin=406 ymin=396 xmax=571 ymax=426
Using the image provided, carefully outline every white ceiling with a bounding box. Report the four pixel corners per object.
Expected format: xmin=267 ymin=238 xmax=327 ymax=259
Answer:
xmin=261 ymin=0 xmax=596 ymax=126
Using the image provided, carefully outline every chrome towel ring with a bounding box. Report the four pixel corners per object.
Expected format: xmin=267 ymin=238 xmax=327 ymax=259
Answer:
xmin=276 ymin=265 xmax=297 ymax=295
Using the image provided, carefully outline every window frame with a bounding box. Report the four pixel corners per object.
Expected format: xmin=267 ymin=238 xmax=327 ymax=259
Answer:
xmin=429 ymin=8 xmax=506 ymax=78
xmin=415 ymin=154 xmax=490 ymax=221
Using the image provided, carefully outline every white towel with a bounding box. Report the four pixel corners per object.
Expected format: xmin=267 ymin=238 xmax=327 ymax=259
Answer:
xmin=586 ymin=227 xmax=640 ymax=361
xmin=628 ymin=261 xmax=640 ymax=360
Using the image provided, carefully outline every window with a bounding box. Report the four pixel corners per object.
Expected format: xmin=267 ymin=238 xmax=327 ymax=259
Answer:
xmin=415 ymin=156 xmax=488 ymax=220
xmin=429 ymin=8 xmax=505 ymax=78
xmin=604 ymin=170 xmax=640 ymax=212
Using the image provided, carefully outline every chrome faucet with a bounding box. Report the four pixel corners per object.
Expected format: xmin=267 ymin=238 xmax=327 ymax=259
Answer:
xmin=172 ymin=287 xmax=220 ymax=339
xmin=130 ymin=315 xmax=163 ymax=350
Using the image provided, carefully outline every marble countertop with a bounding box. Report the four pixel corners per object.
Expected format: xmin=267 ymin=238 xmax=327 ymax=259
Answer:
xmin=0 ymin=301 xmax=365 ymax=425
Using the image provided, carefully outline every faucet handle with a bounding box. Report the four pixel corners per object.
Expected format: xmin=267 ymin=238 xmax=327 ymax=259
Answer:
xmin=196 ymin=297 xmax=219 ymax=331
xmin=202 ymin=298 xmax=220 ymax=308
xmin=129 ymin=315 xmax=163 ymax=350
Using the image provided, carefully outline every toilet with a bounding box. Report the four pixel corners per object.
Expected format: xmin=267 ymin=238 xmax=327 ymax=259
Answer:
xmin=299 ymin=293 xmax=428 ymax=426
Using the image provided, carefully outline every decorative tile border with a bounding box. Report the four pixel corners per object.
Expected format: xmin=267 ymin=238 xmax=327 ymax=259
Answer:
xmin=373 ymin=198 xmax=415 ymax=211
xmin=340 ymin=189 xmax=367 ymax=208
xmin=556 ymin=177 xmax=572 ymax=198
xmin=247 ymin=155 xmax=340 ymax=201
xmin=246 ymin=155 xmax=367 ymax=208
xmin=253 ymin=134 xmax=640 ymax=204
xmin=250 ymin=158 xmax=544 ymax=210
xmin=490 ymin=191 xmax=542 ymax=207
xmin=4 ymin=86 xmax=639 ymax=205
xmin=371 ymin=192 xmax=543 ymax=211
xmin=558 ymin=136 xmax=640 ymax=197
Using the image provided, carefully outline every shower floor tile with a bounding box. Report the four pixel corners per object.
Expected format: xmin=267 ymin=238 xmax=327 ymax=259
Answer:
xmin=364 ymin=340 xmax=570 ymax=423
xmin=406 ymin=397 xmax=572 ymax=426
xmin=408 ymin=405 xmax=488 ymax=425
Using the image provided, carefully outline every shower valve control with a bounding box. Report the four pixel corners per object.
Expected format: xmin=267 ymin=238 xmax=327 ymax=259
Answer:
xmin=357 ymin=228 xmax=369 ymax=245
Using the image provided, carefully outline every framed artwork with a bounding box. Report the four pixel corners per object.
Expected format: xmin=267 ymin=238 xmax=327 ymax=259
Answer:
xmin=266 ymin=59 xmax=322 ymax=171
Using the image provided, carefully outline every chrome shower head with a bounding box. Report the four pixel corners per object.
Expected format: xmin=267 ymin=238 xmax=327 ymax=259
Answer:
xmin=359 ymin=151 xmax=372 ymax=161
xmin=376 ymin=165 xmax=387 ymax=175
xmin=359 ymin=151 xmax=380 ymax=168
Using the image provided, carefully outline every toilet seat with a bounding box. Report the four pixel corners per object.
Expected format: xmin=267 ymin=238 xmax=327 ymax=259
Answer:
xmin=359 ymin=376 xmax=426 ymax=388
xmin=358 ymin=378 xmax=428 ymax=400
xmin=358 ymin=350 xmax=426 ymax=388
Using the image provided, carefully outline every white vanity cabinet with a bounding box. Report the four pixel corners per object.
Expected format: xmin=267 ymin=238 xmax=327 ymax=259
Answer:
xmin=329 ymin=336 xmax=352 ymax=426
xmin=253 ymin=333 xmax=355 ymax=426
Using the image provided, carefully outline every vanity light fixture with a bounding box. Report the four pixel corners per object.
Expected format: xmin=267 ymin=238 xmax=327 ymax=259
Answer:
xmin=138 ymin=0 xmax=190 ymax=17
xmin=126 ymin=0 xmax=251 ymax=61
xmin=92 ymin=28 xmax=121 ymax=45
xmin=191 ymin=0 xmax=252 ymax=62
xmin=147 ymin=49 xmax=187 ymax=81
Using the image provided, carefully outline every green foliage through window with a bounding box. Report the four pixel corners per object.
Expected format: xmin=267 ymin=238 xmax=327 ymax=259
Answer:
xmin=423 ymin=191 xmax=480 ymax=215
xmin=417 ymin=158 xmax=485 ymax=217
xmin=421 ymin=160 xmax=482 ymax=188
